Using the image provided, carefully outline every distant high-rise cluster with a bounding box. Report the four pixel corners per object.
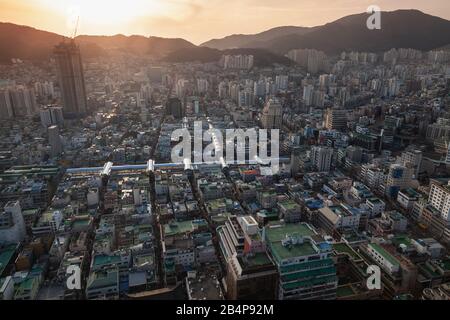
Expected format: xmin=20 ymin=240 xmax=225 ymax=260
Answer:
xmin=286 ymin=48 xmax=329 ymax=74
xmin=340 ymin=51 xmax=378 ymax=64
xmin=53 ymin=40 xmax=87 ymax=116
xmin=383 ymin=48 xmax=424 ymax=64
xmin=34 ymin=81 xmax=55 ymax=99
xmin=39 ymin=105 xmax=64 ymax=128
xmin=175 ymin=79 xmax=190 ymax=98
xmin=302 ymin=84 xmax=324 ymax=107
xmin=166 ymin=97 xmax=184 ymax=119
xmin=221 ymin=55 xmax=254 ymax=70
xmin=0 ymin=85 xmax=37 ymax=119
xmin=196 ymin=78 xmax=209 ymax=94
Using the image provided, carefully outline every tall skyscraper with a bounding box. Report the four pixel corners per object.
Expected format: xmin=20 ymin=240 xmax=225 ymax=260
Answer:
xmin=54 ymin=41 xmax=87 ymax=116
xmin=261 ymin=98 xmax=283 ymax=129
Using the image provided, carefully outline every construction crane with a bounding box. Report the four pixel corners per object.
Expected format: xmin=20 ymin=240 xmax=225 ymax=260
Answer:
xmin=72 ymin=15 xmax=80 ymax=39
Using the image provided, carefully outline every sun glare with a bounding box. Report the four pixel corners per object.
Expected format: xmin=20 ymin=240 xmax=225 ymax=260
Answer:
xmin=40 ymin=0 xmax=167 ymax=32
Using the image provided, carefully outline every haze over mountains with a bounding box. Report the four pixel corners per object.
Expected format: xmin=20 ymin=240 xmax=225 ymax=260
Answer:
xmin=0 ymin=22 xmax=197 ymax=63
xmin=0 ymin=9 xmax=449 ymax=65
xmin=200 ymin=26 xmax=317 ymax=51
xmin=201 ymin=10 xmax=450 ymax=54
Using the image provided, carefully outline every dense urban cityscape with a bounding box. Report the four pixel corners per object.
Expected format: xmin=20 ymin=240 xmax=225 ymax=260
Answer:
xmin=0 ymin=3 xmax=450 ymax=304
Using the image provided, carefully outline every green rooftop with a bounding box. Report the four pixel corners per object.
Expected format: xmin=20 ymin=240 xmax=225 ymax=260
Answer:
xmin=278 ymin=200 xmax=301 ymax=211
xmin=72 ymin=218 xmax=91 ymax=228
xmin=369 ymin=243 xmax=400 ymax=267
xmin=22 ymin=209 xmax=40 ymax=217
xmin=332 ymin=243 xmax=361 ymax=261
xmin=391 ymin=235 xmax=412 ymax=248
xmin=438 ymin=258 xmax=450 ymax=271
xmin=265 ymin=223 xmax=317 ymax=262
xmin=265 ymin=223 xmax=314 ymax=242
xmin=86 ymin=268 xmax=119 ymax=290
xmin=164 ymin=220 xmax=195 ymax=237
xmin=239 ymin=252 xmax=272 ymax=269
xmin=14 ymin=276 xmax=40 ymax=299
xmin=93 ymin=254 xmax=122 ymax=268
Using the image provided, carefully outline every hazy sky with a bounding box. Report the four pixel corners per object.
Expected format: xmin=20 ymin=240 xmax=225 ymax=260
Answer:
xmin=1 ymin=0 xmax=449 ymax=44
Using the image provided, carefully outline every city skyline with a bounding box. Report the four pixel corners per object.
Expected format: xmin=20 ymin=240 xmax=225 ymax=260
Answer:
xmin=0 ymin=0 xmax=449 ymax=44
xmin=1 ymin=0 xmax=450 ymax=305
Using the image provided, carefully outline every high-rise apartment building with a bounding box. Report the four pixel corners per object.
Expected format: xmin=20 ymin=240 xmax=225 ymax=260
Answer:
xmin=218 ymin=216 xmax=278 ymax=300
xmin=5 ymin=86 xmax=37 ymax=117
xmin=0 ymin=201 xmax=26 ymax=244
xmin=48 ymin=125 xmax=63 ymax=157
xmin=260 ymin=98 xmax=283 ymax=129
xmin=40 ymin=106 xmax=64 ymax=128
xmin=325 ymin=108 xmax=347 ymax=131
xmin=385 ymin=164 xmax=414 ymax=198
xmin=222 ymin=55 xmax=254 ymax=70
xmin=0 ymin=89 xmax=13 ymax=119
xmin=196 ymin=79 xmax=209 ymax=94
xmin=54 ymin=41 xmax=88 ymax=116
xmin=275 ymin=75 xmax=289 ymax=91
xmin=286 ymin=49 xmax=328 ymax=74
xmin=303 ymin=85 xmax=314 ymax=107
xmin=166 ymin=97 xmax=184 ymax=119
xmin=311 ymin=146 xmax=333 ymax=172
xmin=429 ymin=179 xmax=450 ymax=222
xmin=400 ymin=149 xmax=422 ymax=178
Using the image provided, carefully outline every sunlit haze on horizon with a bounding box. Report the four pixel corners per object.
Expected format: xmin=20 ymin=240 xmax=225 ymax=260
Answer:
xmin=0 ymin=0 xmax=450 ymax=44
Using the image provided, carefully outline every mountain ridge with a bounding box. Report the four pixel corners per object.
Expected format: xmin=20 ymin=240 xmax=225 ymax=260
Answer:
xmin=200 ymin=26 xmax=315 ymax=50
xmin=0 ymin=22 xmax=197 ymax=63
xmin=200 ymin=9 xmax=450 ymax=54
xmin=1 ymin=9 xmax=449 ymax=64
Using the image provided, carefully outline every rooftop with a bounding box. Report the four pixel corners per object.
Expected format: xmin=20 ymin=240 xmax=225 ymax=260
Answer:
xmin=238 ymin=252 xmax=273 ymax=269
xmin=93 ymin=254 xmax=123 ymax=268
xmin=187 ymin=272 xmax=223 ymax=300
xmin=163 ymin=220 xmax=206 ymax=237
xmin=265 ymin=223 xmax=318 ymax=262
xmin=336 ymin=285 xmax=356 ymax=298
xmin=333 ymin=243 xmax=362 ymax=261
xmin=87 ymin=268 xmax=119 ymax=290
xmin=369 ymin=243 xmax=400 ymax=267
